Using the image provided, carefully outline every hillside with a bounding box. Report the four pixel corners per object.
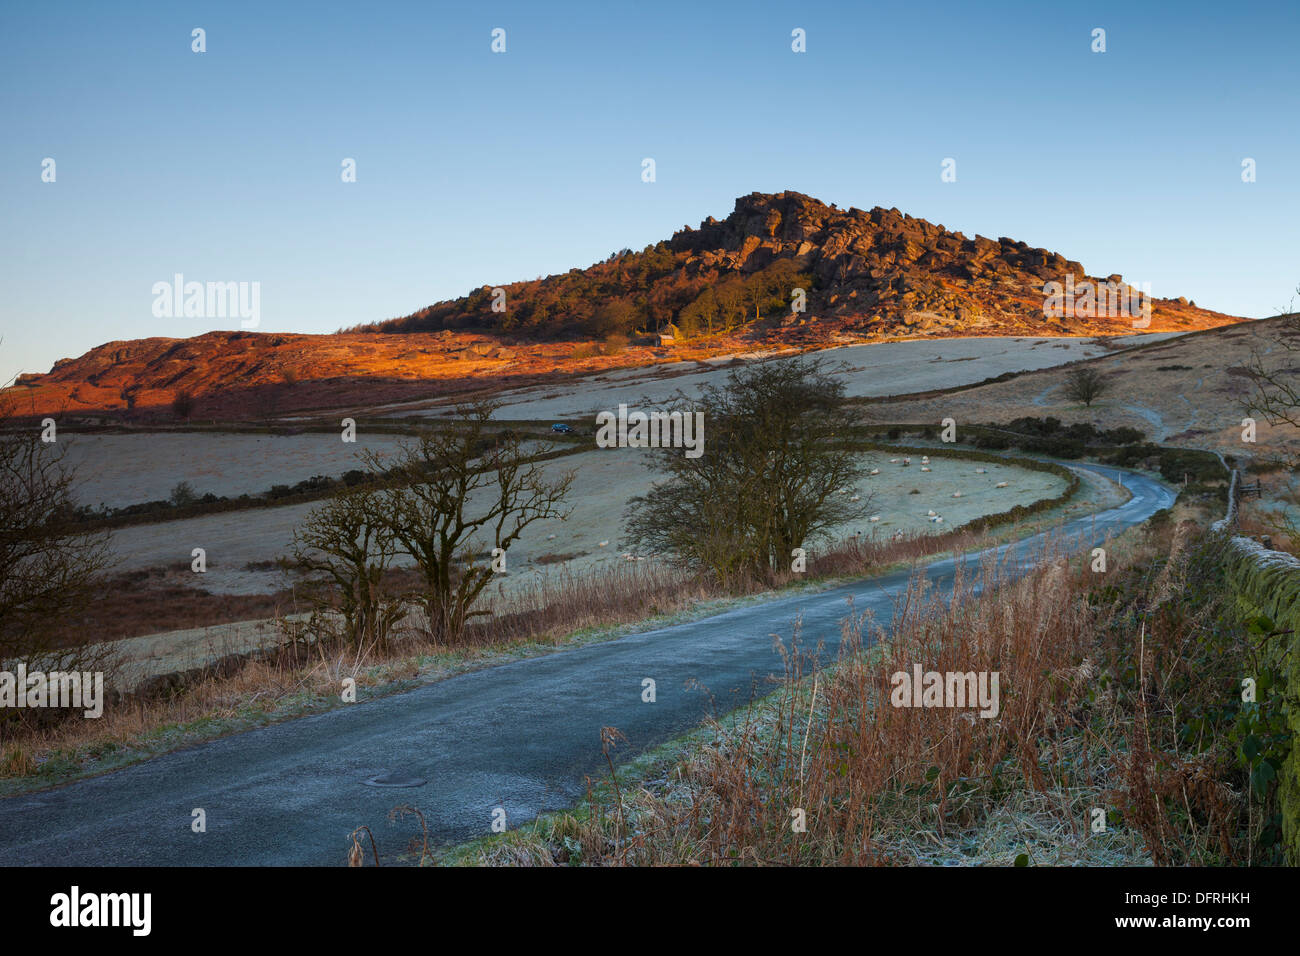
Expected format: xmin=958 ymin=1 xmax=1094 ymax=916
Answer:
xmin=858 ymin=315 xmax=1295 ymax=460
xmin=6 ymin=191 xmax=1245 ymax=420
xmin=3 ymin=330 xmax=588 ymax=421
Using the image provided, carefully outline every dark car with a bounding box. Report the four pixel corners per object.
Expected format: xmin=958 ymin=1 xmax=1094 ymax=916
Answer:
xmin=550 ymin=423 xmax=574 ymax=434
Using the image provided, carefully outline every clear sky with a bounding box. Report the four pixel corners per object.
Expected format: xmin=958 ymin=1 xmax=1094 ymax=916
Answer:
xmin=2 ymin=0 xmax=1297 ymax=380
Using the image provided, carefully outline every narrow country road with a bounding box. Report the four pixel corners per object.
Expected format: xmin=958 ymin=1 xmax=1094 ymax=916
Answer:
xmin=0 ymin=464 xmax=1174 ymax=866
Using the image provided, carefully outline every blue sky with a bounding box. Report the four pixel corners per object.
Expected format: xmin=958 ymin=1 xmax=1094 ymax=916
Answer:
xmin=2 ymin=0 xmax=1297 ymax=380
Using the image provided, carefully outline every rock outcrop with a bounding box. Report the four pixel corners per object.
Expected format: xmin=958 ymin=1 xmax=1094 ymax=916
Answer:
xmin=379 ymin=190 xmax=1241 ymax=341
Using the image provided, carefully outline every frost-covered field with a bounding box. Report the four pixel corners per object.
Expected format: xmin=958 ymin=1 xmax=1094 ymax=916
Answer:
xmin=63 ymin=334 xmax=1175 ymax=513
xmin=102 ymin=447 xmax=1069 ymax=596
xmin=101 ymin=459 xmax=1122 ymax=692
xmin=375 ymin=333 xmax=1181 ymax=422
xmin=63 ymin=431 xmax=407 ymax=509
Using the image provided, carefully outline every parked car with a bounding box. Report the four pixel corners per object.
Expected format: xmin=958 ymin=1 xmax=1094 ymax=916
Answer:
xmin=551 ymin=423 xmax=574 ymax=434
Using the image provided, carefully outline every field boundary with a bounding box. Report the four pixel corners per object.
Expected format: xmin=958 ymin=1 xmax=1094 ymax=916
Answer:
xmin=1215 ymin=465 xmax=1300 ymax=862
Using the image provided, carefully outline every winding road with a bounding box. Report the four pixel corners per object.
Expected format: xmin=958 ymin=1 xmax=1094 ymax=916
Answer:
xmin=0 ymin=463 xmax=1174 ymax=866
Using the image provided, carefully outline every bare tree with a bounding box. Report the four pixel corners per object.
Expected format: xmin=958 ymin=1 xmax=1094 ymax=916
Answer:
xmin=286 ymin=487 xmax=403 ymax=650
xmin=368 ymin=401 xmax=574 ymax=643
xmin=1242 ymin=290 xmax=1300 ymax=541
xmin=1063 ymin=366 xmax=1109 ymax=407
xmin=625 ymin=356 xmax=872 ymax=584
xmin=1244 ymin=290 xmax=1300 ymax=466
xmin=0 ymin=403 xmax=114 ymax=686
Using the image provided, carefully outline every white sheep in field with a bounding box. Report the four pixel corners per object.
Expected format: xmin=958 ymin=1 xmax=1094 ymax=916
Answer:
xmin=598 ymin=540 xmax=609 ymax=547
xmin=889 ymin=458 xmax=900 ymax=464
xmin=927 ymin=509 xmax=936 ymax=517
xmin=935 ymin=516 xmax=944 ymax=524
xmin=975 ymin=468 xmax=987 ymax=474
xmin=920 ymin=466 xmax=931 ymax=472
xmin=921 ymin=456 xmax=930 ymax=464
xmin=547 ymin=534 xmax=557 ymax=539
xmin=870 ymin=468 xmax=880 ymax=475
xmin=952 ymin=491 xmax=963 ymax=498
xmin=869 ymin=515 xmax=881 ymax=522
xmin=849 ymin=495 xmax=861 ymax=502
xmin=995 ymin=481 xmax=1008 ymax=488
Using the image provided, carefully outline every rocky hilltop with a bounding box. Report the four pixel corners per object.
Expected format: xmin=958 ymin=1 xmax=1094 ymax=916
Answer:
xmin=672 ymin=191 xmax=1088 ymax=331
xmin=377 ymin=190 xmax=1240 ymax=339
xmin=7 ymin=191 xmax=1243 ymax=419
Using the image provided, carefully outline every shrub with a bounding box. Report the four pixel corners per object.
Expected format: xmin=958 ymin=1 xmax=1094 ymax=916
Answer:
xmin=171 ymin=389 xmax=196 ymax=420
xmin=1063 ymin=367 xmax=1109 ymax=406
xmin=169 ymin=481 xmax=197 ymax=507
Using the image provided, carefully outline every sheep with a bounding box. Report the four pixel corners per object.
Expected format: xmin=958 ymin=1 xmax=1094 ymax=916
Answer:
xmin=927 ymin=509 xmax=936 ymax=517
xmin=547 ymin=534 xmax=557 ymax=540
xmin=975 ymin=468 xmax=987 ymax=474
xmin=869 ymin=468 xmax=880 ymax=476
xmin=920 ymin=466 xmax=931 ymax=472
xmin=995 ymin=481 xmax=1008 ymax=488
xmin=889 ymin=458 xmax=900 ymax=464
xmin=921 ymin=456 xmax=930 ymax=464
xmin=849 ymin=495 xmax=861 ymax=502
xmin=598 ymin=540 xmax=609 ymax=547
xmin=952 ymin=491 xmax=963 ymax=498
xmin=869 ymin=515 xmax=881 ymax=522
